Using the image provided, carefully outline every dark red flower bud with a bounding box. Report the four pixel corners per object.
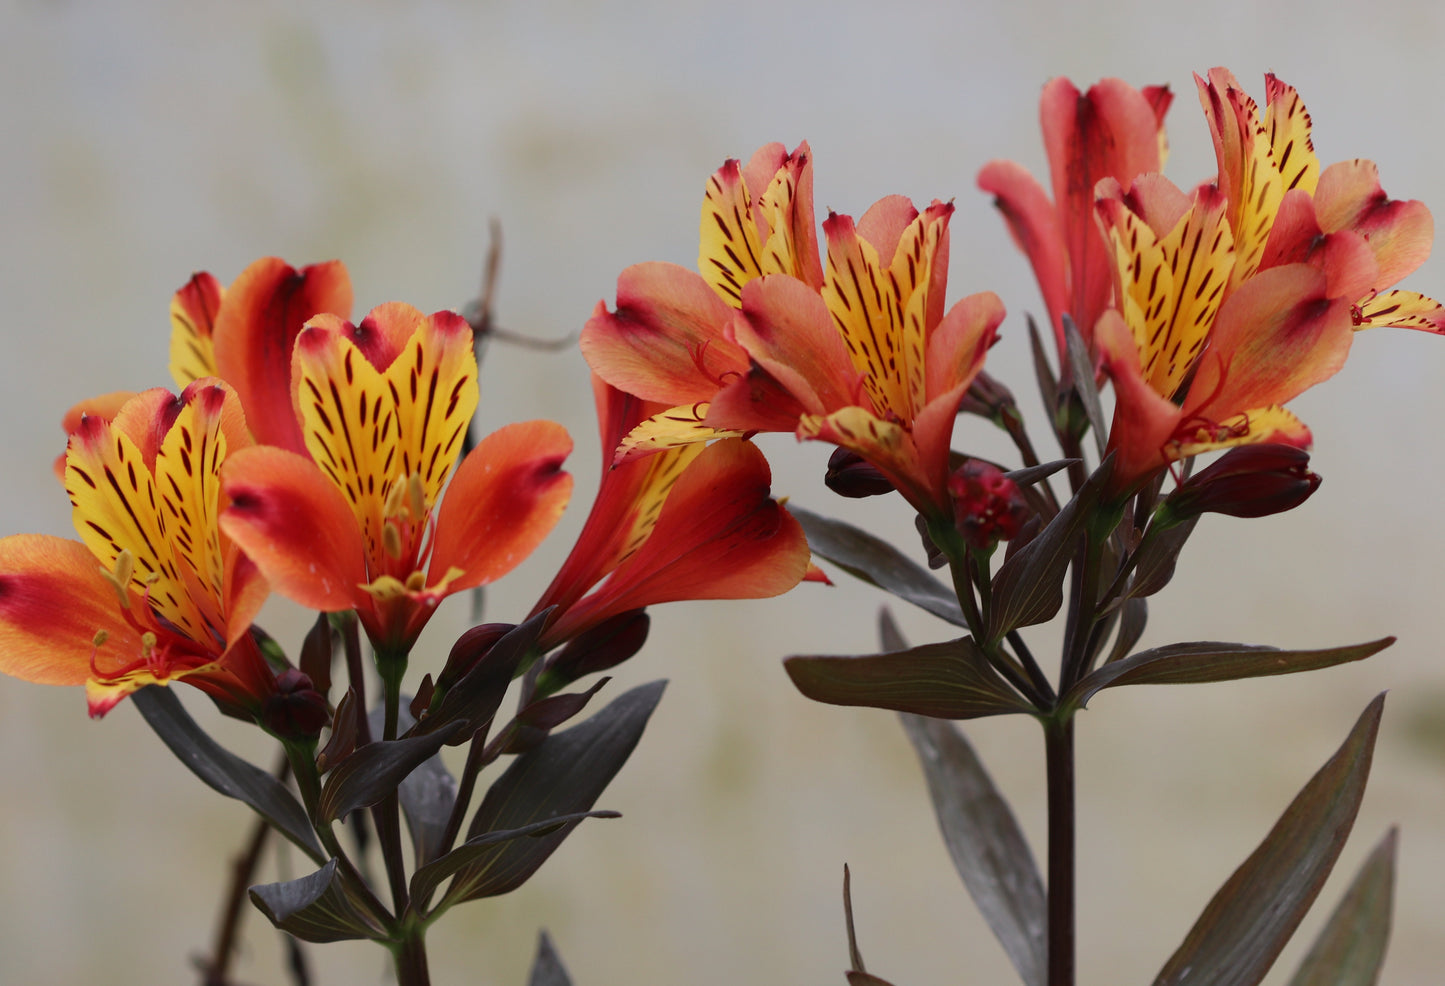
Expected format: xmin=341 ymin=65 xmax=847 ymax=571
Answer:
xmin=824 ymin=448 xmax=895 ymax=498
xmin=948 ymin=459 xmax=1030 ymax=551
xmin=538 ymin=610 xmax=650 ymax=697
xmin=1166 ymin=445 xmax=1321 ymax=520
xmin=437 ymin=622 xmax=515 ymax=692
xmin=263 ymin=668 xmax=331 ymax=741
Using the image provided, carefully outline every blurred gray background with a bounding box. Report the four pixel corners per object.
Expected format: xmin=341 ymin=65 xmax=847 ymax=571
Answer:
xmin=3 ymin=1 xmax=1445 ymax=983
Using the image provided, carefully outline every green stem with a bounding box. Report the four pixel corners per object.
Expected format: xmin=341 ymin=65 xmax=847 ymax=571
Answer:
xmin=392 ymin=927 xmax=431 ymax=986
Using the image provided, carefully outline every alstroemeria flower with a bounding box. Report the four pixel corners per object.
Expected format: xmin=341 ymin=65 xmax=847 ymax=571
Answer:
xmin=169 ymin=256 xmax=355 ymax=452
xmin=221 ymin=303 xmax=573 ymax=657
xmin=531 ymin=377 xmax=810 ymax=650
xmin=1197 ymin=68 xmax=1445 ymax=332
xmin=0 ymin=382 xmax=273 ymax=717
xmin=1095 ymin=175 xmax=1355 ymax=491
xmin=580 ymin=142 xmax=819 ymax=454
xmin=978 ymin=77 xmax=1172 ymax=368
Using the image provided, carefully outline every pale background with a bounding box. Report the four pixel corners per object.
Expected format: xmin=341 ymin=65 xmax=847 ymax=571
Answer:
xmin=3 ymin=1 xmax=1444 ymax=984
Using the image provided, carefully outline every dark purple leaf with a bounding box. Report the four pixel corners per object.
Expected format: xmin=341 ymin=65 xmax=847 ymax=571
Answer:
xmin=1152 ymin=694 xmax=1386 ymax=986
xmin=422 ymin=610 xmax=551 ymax=744
xmin=900 ymin=713 xmax=1045 ymax=986
xmin=1124 ymin=517 xmax=1198 ymax=601
xmin=1286 ymin=827 xmax=1397 ymax=986
xmin=317 ymin=721 xmax=466 ymax=823
xmin=1062 ymin=314 xmax=1107 ymax=458
xmin=1065 ymin=639 xmax=1394 ymax=712
xmin=528 ymin=930 xmax=574 ymax=986
xmin=790 ymin=505 xmax=967 ymax=627
xmin=249 ymin=858 xmax=389 ymax=944
xmin=132 ymin=685 xmax=323 ymax=863
xmin=1104 ymin=597 xmax=1147 ymax=665
xmin=786 ymin=637 xmax=1033 ymax=720
xmin=1026 ymin=314 xmax=1059 ymax=419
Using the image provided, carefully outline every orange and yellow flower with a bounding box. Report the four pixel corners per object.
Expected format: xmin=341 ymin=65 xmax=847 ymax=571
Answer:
xmin=220 ymin=303 xmax=573 ymax=657
xmin=0 ymin=382 xmax=273 ymax=716
xmin=530 ymin=377 xmax=810 ymax=650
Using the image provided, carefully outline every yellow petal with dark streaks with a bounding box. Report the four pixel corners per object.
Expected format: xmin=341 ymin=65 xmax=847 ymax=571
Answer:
xmin=699 ymin=160 xmax=765 ymax=308
xmin=64 ymin=415 xmax=206 ymax=641
xmin=757 ymin=165 xmax=805 ymax=280
xmin=168 ymin=273 xmax=223 ymax=388
xmin=1105 ymin=196 xmax=1174 ymax=379
xmin=822 ymin=214 xmax=907 ymax=420
xmin=1263 ymin=75 xmax=1319 ymax=199
xmin=383 ymin=309 xmax=479 ymax=506
xmin=293 ymin=326 xmax=400 ymax=564
xmin=1355 ymin=290 xmax=1445 ymax=333
xmin=614 ymin=404 xmax=745 ymax=463
xmin=1150 ymin=189 xmax=1234 ymax=397
xmin=888 ymin=210 xmax=946 ymax=419
xmin=608 ymin=443 xmax=706 ymax=572
xmin=1228 ymin=93 xmax=1285 ymax=286
xmin=1172 ymin=404 xmax=1309 ymax=460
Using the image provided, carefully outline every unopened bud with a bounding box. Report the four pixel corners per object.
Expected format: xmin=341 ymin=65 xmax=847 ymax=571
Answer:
xmin=437 ymin=622 xmax=515 ymax=692
xmin=948 ymin=459 xmax=1030 ymax=551
xmin=262 ymin=668 xmax=330 ymax=741
xmin=824 ymin=448 xmax=895 ymax=498
xmin=1165 ymin=445 xmax=1321 ymax=521
xmin=538 ymin=610 xmax=650 ymax=696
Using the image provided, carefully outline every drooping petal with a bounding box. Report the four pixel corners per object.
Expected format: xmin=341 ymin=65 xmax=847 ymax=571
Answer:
xmin=1259 ymin=190 xmax=1379 ymax=302
xmin=924 ymin=290 xmax=1005 ymax=402
xmin=1314 ymin=159 xmax=1434 ymax=288
xmin=579 ymin=264 xmax=748 ymax=405
xmin=1354 ymin=290 xmax=1445 ymax=333
xmin=615 ymin=405 xmax=749 ymax=463
xmin=169 ymin=271 xmax=224 ymax=388
xmin=977 ymin=158 xmax=1069 ymax=341
xmin=732 ymin=274 xmax=858 ymax=414
xmin=1173 ymin=404 xmax=1312 ymax=460
xmin=429 ymin=420 xmax=573 ymax=592
xmin=0 ymin=535 xmax=144 ymax=686
xmin=211 ymin=257 xmax=353 ymax=454
xmin=221 ymin=445 xmax=370 ymax=612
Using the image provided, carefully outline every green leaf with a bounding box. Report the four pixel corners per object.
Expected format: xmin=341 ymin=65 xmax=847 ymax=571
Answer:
xmin=437 ymin=680 xmax=666 ymax=908
xmin=1063 ymin=638 xmax=1394 ymax=713
xmin=410 ymin=810 xmax=620 ymax=912
xmin=132 ymin=686 xmax=323 ymax=863
xmin=900 ymin=712 xmax=1046 ymax=986
xmin=317 ymin=721 xmax=466 ymax=824
xmin=528 ymin=930 xmax=574 ymax=986
xmin=790 ymin=505 xmax=967 ymax=627
xmin=785 ymin=637 xmax=1034 ymax=720
xmin=1152 ymin=694 xmax=1386 ymax=986
xmin=1286 ymin=827 xmax=1397 ymax=986
xmin=249 ymin=858 xmax=389 ymax=944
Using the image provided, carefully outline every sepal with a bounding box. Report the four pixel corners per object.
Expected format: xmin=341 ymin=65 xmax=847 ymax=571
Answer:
xmin=249 ymin=858 xmax=389 ymax=944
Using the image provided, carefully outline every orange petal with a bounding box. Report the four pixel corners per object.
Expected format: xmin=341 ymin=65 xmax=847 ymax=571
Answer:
xmin=0 ymin=535 xmax=144 ymax=687
xmin=169 ymin=271 xmax=224 ymax=388
xmin=579 ymin=263 xmax=748 ymax=405
xmin=732 ymin=273 xmax=857 ymax=413
xmin=430 ymin=420 xmax=573 ymax=593
xmin=977 ymin=158 xmax=1069 ymax=344
xmin=212 ymin=257 xmax=353 ymax=454
xmin=1315 ymin=159 xmax=1434 ymax=288
xmin=221 ymin=445 xmax=369 ymax=612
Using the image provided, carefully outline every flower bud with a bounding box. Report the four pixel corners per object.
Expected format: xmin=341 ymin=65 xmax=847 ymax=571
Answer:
xmin=262 ymin=668 xmax=331 ymax=741
xmin=948 ymin=459 xmax=1030 ymax=551
xmin=1165 ymin=445 xmax=1321 ymax=521
xmin=437 ymin=622 xmax=515 ymax=693
xmin=824 ymin=448 xmax=895 ymax=498
xmin=538 ymin=610 xmax=650 ymax=697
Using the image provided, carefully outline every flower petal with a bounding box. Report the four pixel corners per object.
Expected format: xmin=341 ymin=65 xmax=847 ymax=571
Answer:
xmin=212 ymin=257 xmax=353 ymax=454
xmin=977 ymin=158 xmax=1069 ymax=342
xmin=1173 ymin=404 xmax=1311 ymax=460
xmin=616 ymin=405 xmax=747 ymax=463
xmin=579 ymin=264 xmax=748 ymax=405
xmin=430 ymin=420 xmax=573 ymax=592
xmin=169 ymin=271 xmax=224 ymax=388
xmin=1354 ymin=290 xmax=1445 ymax=333
xmin=1315 ymin=159 xmax=1434 ymax=288
xmin=221 ymin=445 xmax=369 ymax=612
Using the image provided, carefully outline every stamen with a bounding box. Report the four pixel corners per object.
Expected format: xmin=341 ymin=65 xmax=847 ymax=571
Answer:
xmin=92 ymin=630 xmax=109 ymax=648
xmin=406 ymin=472 xmax=426 ymax=522
xmin=404 ymin=571 xmax=427 ymax=592
xmin=382 ymin=521 xmax=403 ymax=560
xmin=382 ymin=477 xmax=408 ymax=518
xmin=98 ymin=550 xmax=135 ymax=611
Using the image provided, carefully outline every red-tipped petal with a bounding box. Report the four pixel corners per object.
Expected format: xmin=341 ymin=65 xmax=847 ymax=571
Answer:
xmin=221 ymin=446 xmax=368 ymax=611
xmin=169 ymin=271 xmax=224 ymax=388
xmin=431 ymin=420 xmax=573 ymax=592
xmin=579 ymin=263 xmax=747 ymax=406
xmin=212 ymin=257 xmax=353 ymax=454
xmin=1315 ymin=159 xmax=1433 ymax=288
xmin=0 ymin=535 xmax=144 ymax=687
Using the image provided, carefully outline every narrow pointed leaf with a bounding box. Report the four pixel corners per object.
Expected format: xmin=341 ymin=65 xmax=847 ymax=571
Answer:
xmin=843 ymin=864 xmax=868 ymax=973
xmin=1063 ymin=314 xmax=1107 ymax=458
xmin=1125 ymin=518 xmax=1198 ymax=601
xmin=317 ymin=720 xmax=466 ymax=823
xmin=1026 ymin=314 xmax=1059 ymax=416
xmin=847 ymin=974 xmax=899 ymax=986
xmin=900 ymin=713 xmax=1046 ymax=986
xmin=1065 ymin=638 xmax=1393 ymax=712
xmin=1152 ymin=694 xmax=1386 ymax=986
xmin=987 ymin=460 xmax=1109 ymax=641
xmin=786 ymin=637 xmax=1034 ymax=719
xmin=439 ymin=680 xmax=666 ymax=907
xmin=423 ymin=609 xmax=550 ymax=743
xmin=1286 ymin=827 xmax=1397 ymax=986
xmin=249 ymin=858 xmax=389 ymax=943
xmin=132 ymin=686 xmax=324 ymax=862
xmin=528 ymin=930 xmax=574 ymax=986
xmin=410 ymin=810 xmax=620 ymax=911
xmin=791 ymin=506 xmax=967 ymax=627
xmin=1104 ymin=597 xmax=1148 ymax=665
